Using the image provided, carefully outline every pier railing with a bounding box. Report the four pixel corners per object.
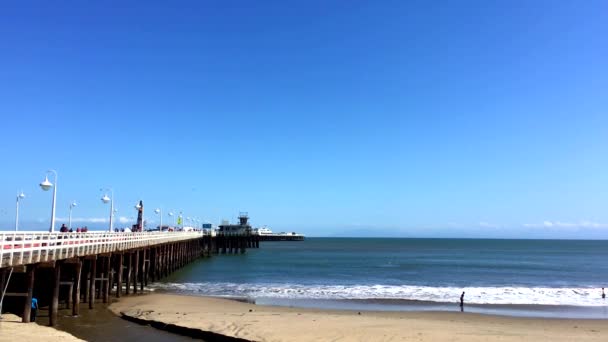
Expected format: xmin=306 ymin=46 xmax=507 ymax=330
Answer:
xmin=0 ymin=231 xmax=206 ymax=268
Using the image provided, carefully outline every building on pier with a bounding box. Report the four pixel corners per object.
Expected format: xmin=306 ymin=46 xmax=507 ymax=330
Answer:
xmin=218 ymin=212 xmax=252 ymax=235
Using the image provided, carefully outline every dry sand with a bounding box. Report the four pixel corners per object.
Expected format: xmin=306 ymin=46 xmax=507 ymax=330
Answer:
xmin=0 ymin=313 xmax=84 ymax=342
xmin=108 ymin=293 xmax=608 ymax=342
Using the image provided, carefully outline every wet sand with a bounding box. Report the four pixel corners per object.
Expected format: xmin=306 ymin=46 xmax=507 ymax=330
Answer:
xmin=53 ymin=299 xmax=198 ymax=342
xmin=109 ymin=293 xmax=608 ymax=342
xmin=0 ymin=298 xmax=197 ymax=342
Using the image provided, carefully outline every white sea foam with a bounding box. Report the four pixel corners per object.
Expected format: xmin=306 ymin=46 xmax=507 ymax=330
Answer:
xmin=148 ymin=282 xmax=607 ymax=307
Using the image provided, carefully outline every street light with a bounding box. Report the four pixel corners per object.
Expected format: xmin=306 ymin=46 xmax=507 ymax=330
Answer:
xmin=168 ymin=211 xmax=175 ymax=226
xmin=15 ymin=191 xmax=25 ymax=231
xmin=39 ymin=169 xmax=58 ymax=232
xmin=68 ymin=201 xmax=77 ymax=230
xmin=155 ymin=208 xmax=162 ymax=231
xmin=101 ymin=188 xmax=114 ymax=232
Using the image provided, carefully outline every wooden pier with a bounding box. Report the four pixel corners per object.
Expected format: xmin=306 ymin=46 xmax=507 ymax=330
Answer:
xmin=0 ymin=230 xmax=259 ymax=326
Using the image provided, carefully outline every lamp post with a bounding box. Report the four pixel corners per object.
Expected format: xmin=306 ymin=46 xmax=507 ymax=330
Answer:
xmin=15 ymin=191 xmax=25 ymax=231
xmin=68 ymin=201 xmax=77 ymax=230
xmin=155 ymin=208 xmax=162 ymax=231
xmin=168 ymin=211 xmax=175 ymax=226
xmin=39 ymin=169 xmax=58 ymax=232
xmin=101 ymin=188 xmax=114 ymax=232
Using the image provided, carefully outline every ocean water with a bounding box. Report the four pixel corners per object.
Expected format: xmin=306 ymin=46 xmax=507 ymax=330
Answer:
xmin=150 ymin=238 xmax=608 ymax=318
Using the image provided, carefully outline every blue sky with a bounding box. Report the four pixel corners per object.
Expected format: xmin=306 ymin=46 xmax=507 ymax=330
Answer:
xmin=0 ymin=1 xmax=607 ymax=238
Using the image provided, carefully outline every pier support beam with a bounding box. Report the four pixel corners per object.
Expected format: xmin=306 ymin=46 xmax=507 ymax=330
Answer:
xmin=49 ymin=261 xmax=62 ymax=326
xmin=72 ymin=260 xmax=82 ymax=316
xmin=141 ymin=249 xmax=147 ymax=291
xmin=125 ymin=253 xmax=131 ymax=295
xmin=88 ymin=257 xmax=97 ymax=309
xmin=133 ymin=250 xmax=139 ymax=294
xmin=22 ymin=264 xmax=36 ymax=323
xmin=82 ymin=261 xmax=89 ymax=304
xmin=63 ymin=281 xmax=72 ymax=310
xmin=103 ymin=256 xmax=110 ymax=303
xmin=116 ymin=253 xmax=123 ymax=298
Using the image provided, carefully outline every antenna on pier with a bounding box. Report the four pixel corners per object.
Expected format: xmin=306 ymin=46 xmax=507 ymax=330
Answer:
xmin=135 ymin=200 xmax=144 ymax=232
xmin=238 ymin=212 xmax=249 ymax=226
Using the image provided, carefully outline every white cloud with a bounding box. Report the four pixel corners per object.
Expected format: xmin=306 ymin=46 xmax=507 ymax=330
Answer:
xmin=478 ymin=221 xmax=501 ymax=229
xmin=54 ymin=216 xmax=140 ymax=224
xmin=118 ymin=216 xmax=132 ymax=224
xmin=56 ymin=217 xmax=108 ymax=223
xmin=523 ymin=220 xmax=608 ymax=229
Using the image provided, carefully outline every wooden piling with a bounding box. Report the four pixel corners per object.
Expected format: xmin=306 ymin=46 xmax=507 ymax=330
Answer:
xmin=133 ymin=250 xmax=139 ymax=293
xmin=168 ymin=244 xmax=173 ymax=273
xmin=49 ymin=261 xmax=61 ymax=326
xmin=116 ymin=253 xmax=123 ymax=298
xmin=88 ymin=257 xmax=97 ymax=309
xmin=150 ymin=248 xmax=156 ymax=282
xmin=72 ymin=260 xmax=82 ymax=316
xmin=22 ymin=264 xmax=36 ymax=323
xmin=65 ymin=282 xmax=72 ymax=309
xmin=141 ymin=249 xmax=147 ymax=291
xmin=125 ymin=253 xmax=132 ymax=295
xmin=108 ymin=256 xmax=114 ymax=295
xmin=163 ymin=244 xmax=168 ymax=277
xmin=103 ymin=256 xmax=110 ymax=303
xmin=96 ymin=269 xmax=102 ymax=300
xmin=82 ymin=261 xmax=89 ymax=304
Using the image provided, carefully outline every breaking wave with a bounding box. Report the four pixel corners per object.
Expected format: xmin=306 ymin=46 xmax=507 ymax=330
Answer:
xmin=148 ymin=282 xmax=607 ymax=307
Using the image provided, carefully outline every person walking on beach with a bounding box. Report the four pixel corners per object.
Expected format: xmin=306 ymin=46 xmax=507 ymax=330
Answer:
xmin=602 ymin=288 xmax=605 ymax=299
xmin=460 ymin=291 xmax=465 ymax=311
xmin=30 ymin=297 xmax=39 ymax=322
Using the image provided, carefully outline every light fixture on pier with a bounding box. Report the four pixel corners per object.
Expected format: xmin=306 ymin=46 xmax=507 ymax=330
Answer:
xmin=68 ymin=201 xmax=77 ymax=230
xmin=39 ymin=170 xmax=58 ymax=232
xmin=168 ymin=211 xmax=175 ymax=226
xmin=155 ymin=208 xmax=163 ymax=231
xmin=100 ymin=188 xmax=114 ymax=232
xmin=40 ymin=176 xmax=52 ymax=191
xmin=15 ymin=191 xmax=25 ymax=231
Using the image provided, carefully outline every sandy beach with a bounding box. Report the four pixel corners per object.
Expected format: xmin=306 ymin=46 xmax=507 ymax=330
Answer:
xmin=0 ymin=314 xmax=83 ymax=342
xmin=108 ymin=293 xmax=607 ymax=342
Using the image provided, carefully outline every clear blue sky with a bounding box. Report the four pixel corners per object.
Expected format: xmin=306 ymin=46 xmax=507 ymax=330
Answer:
xmin=1 ymin=1 xmax=607 ymax=238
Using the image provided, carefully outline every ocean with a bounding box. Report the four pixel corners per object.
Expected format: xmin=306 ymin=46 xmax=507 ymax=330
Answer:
xmin=150 ymin=238 xmax=608 ymax=318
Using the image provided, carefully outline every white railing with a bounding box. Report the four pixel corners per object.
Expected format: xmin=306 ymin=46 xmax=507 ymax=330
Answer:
xmin=0 ymin=231 xmax=207 ymax=268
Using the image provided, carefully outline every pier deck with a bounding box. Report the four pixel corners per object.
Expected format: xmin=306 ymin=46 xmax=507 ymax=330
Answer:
xmin=1 ymin=231 xmax=205 ymax=268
